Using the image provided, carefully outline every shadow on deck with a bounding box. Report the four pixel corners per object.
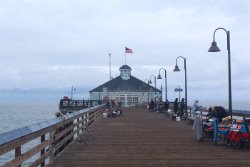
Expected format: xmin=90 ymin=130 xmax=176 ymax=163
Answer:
xmin=48 ymin=107 xmax=250 ymax=167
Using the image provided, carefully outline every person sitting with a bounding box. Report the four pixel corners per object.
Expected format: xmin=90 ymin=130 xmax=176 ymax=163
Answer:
xmin=213 ymin=106 xmax=229 ymax=124
xmin=178 ymin=98 xmax=185 ymax=118
xmin=112 ymin=110 xmax=119 ymax=118
xmin=205 ymin=106 xmax=229 ymax=124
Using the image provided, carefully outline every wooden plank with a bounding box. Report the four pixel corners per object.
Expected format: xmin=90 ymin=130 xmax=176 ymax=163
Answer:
xmin=54 ymin=123 xmax=75 ymax=141
xmin=29 ymin=151 xmax=50 ymax=167
xmin=40 ymin=135 xmax=45 ymax=167
xmin=15 ymin=146 xmax=21 ymax=167
xmin=3 ymin=140 xmax=50 ymax=167
xmin=54 ymin=130 xmax=76 ymax=153
xmin=0 ymin=106 xmax=105 ymax=156
xmin=0 ymin=127 xmax=53 ymax=155
xmin=47 ymin=107 xmax=250 ymax=167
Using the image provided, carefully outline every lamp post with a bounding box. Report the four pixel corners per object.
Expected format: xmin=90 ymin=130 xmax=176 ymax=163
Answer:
xmin=160 ymin=84 xmax=163 ymax=100
xmin=99 ymin=91 xmax=101 ymax=104
xmin=144 ymin=79 xmax=149 ymax=84
xmin=173 ymin=56 xmax=187 ymax=116
xmin=144 ymin=79 xmax=150 ymax=103
xmin=157 ymin=68 xmax=167 ymax=102
xmin=208 ymin=27 xmax=232 ymax=121
xmin=149 ymin=75 xmax=157 ymax=102
xmin=71 ymin=86 xmax=76 ymax=99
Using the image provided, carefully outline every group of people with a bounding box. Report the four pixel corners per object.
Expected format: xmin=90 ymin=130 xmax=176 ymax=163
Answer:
xmin=106 ymin=99 xmax=122 ymax=118
xmin=206 ymin=106 xmax=229 ymax=123
xmin=173 ymin=98 xmax=186 ymax=118
xmin=149 ymin=98 xmax=169 ymax=112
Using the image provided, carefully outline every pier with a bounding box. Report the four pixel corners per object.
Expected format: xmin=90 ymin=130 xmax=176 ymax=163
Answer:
xmin=48 ymin=107 xmax=250 ymax=166
xmin=1 ymin=105 xmax=250 ymax=167
xmin=49 ymin=108 xmax=250 ymax=167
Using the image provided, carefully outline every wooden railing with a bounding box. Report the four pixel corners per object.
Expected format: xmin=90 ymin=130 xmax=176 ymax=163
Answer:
xmin=0 ymin=105 xmax=105 ymax=167
xmin=167 ymin=103 xmax=250 ymax=123
xmin=187 ymin=108 xmax=250 ymax=120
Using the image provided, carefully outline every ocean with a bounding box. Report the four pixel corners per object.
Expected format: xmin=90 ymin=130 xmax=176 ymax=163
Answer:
xmin=0 ymin=100 xmax=58 ymax=166
xmin=0 ymin=100 xmax=58 ymax=134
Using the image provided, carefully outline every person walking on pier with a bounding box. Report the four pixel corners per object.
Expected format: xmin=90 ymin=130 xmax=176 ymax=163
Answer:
xmin=106 ymin=100 xmax=110 ymax=109
xmin=164 ymin=99 xmax=169 ymax=111
xmin=149 ymin=99 xmax=155 ymax=112
xmin=172 ymin=98 xmax=179 ymax=120
xmin=191 ymin=100 xmax=199 ymax=116
xmin=173 ymin=98 xmax=178 ymax=114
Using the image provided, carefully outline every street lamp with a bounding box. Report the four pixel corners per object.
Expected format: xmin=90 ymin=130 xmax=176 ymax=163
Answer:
xmin=71 ymin=86 xmax=76 ymax=99
xmin=149 ymin=75 xmax=157 ymax=102
xmin=208 ymin=27 xmax=232 ymax=120
xmin=157 ymin=68 xmax=167 ymax=102
xmin=144 ymin=79 xmax=150 ymax=103
xmin=173 ymin=56 xmax=187 ymax=116
xmin=144 ymin=79 xmax=150 ymax=84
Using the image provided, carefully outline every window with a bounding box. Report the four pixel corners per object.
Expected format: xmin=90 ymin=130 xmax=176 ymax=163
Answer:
xmin=133 ymin=96 xmax=139 ymax=102
xmin=127 ymin=96 xmax=132 ymax=102
xmin=120 ymin=97 xmax=125 ymax=102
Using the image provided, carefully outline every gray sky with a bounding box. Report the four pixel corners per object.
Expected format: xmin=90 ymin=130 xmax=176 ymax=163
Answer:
xmin=0 ymin=0 xmax=250 ymax=106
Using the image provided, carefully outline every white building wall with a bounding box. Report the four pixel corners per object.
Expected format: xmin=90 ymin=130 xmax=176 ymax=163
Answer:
xmin=90 ymin=91 xmax=161 ymax=107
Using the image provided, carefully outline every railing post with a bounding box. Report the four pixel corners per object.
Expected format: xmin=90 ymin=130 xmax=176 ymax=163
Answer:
xmin=40 ymin=134 xmax=45 ymax=167
xmin=15 ymin=146 xmax=21 ymax=167
xmin=77 ymin=117 xmax=80 ymax=136
xmin=86 ymin=113 xmax=89 ymax=127
xmin=83 ymin=114 xmax=87 ymax=129
xmin=82 ymin=115 xmax=84 ymax=133
xmin=94 ymin=110 xmax=97 ymax=122
xmin=49 ymin=130 xmax=55 ymax=161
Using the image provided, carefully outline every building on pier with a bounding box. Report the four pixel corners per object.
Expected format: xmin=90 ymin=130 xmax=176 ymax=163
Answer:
xmin=89 ymin=64 xmax=161 ymax=107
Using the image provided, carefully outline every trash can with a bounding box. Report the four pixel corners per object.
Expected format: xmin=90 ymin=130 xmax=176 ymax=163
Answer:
xmin=193 ymin=116 xmax=203 ymax=141
xmin=176 ymin=116 xmax=181 ymax=121
xmin=103 ymin=112 xmax=108 ymax=118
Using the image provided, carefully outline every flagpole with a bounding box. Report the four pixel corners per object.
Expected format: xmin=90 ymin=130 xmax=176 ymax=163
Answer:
xmin=109 ymin=53 xmax=111 ymax=80
xmin=125 ymin=52 xmax=126 ymax=65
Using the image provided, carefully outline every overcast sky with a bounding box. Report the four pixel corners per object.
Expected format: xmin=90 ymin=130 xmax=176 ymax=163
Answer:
xmin=0 ymin=0 xmax=250 ymax=107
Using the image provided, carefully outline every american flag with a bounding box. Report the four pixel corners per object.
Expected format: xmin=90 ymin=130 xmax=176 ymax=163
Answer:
xmin=125 ymin=47 xmax=133 ymax=54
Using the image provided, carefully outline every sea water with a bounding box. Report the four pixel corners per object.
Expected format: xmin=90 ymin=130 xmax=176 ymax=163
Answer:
xmin=0 ymin=101 xmax=58 ymax=133
xmin=0 ymin=100 xmax=58 ymax=166
xmin=198 ymin=99 xmax=250 ymax=111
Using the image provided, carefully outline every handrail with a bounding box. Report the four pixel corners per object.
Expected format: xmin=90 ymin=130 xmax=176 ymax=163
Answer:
xmin=0 ymin=104 xmax=105 ymax=167
xmin=167 ymin=102 xmax=250 ymax=121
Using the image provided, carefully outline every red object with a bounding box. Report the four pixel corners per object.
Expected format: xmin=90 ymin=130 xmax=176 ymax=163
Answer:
xmin=228 ymin=131 xmax=250 ymax=143
xmin=242 ymin=133 xmax=250 ymax=140
xmin=207 ymin=126 xmax=214 ymax=131
xmin=125 ymin=47 xmax=133 ymax=53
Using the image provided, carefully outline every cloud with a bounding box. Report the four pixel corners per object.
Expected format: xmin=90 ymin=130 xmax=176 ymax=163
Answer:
xmin=0 ymin=0 xmax=250 ymax=102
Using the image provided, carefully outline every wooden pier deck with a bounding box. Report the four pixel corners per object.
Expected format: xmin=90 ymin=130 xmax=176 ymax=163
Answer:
xmin=47 ymin=107 xmax=250 ymax=167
